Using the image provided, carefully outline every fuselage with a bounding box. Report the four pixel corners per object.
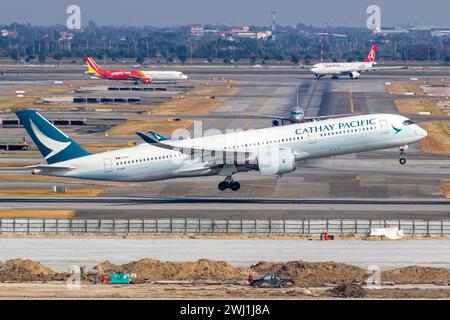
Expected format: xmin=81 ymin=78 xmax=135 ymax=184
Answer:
xmin=43 ymin=114 xmax=427 ymax=182
xmin=311 ymin=62 xmax=374 ymax=76
xmin=85 ymin=56 xmax=188 ymax=83
xmin=143 ymin=70 xmax=188 ymax=81
xmin=90 ymin=69 xmax=187 ymax=82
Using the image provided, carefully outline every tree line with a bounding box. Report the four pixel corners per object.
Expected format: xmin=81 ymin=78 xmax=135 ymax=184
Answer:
xmin=1 ymin=22 xmax=450 ymax=64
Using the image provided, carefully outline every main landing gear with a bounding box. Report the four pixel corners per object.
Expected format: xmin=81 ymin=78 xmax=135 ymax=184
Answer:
xmin=399 ymin=145 xmax=408 ymax=165
xmin=218 ymin=176 xmax=240 ymax=191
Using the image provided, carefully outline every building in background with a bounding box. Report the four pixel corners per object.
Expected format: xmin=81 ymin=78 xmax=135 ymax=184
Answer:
xmin=189 ymin=24 xmax=204 ymax=37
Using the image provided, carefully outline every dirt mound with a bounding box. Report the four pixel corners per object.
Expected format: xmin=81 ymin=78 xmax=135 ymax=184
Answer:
xmin=250 ymin=261 xmax=366 ymax=286
xmin=382 ymin=266 xmax=450 ymax=284
xmin=327 ymin=282 xmax=368 ymax=298
xmin=97 ymin=259 xmax=249 ymax=282
xmin=0 ymin=259 xmax=62 ymax=282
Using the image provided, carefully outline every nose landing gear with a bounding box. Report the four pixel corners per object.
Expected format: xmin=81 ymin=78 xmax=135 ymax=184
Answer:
xmin=218 ymin=176 xmax=240 ymax=191
xmin=399 ymin=145 xmax=408 ymax=165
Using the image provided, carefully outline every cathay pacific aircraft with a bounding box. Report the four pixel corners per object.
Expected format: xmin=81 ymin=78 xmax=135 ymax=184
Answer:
xmin=15 ymin=110 xmax=427 ymax=191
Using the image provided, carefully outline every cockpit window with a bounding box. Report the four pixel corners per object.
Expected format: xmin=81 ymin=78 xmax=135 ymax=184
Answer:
xmin=402 ymin=120 xmax=415 ymax=126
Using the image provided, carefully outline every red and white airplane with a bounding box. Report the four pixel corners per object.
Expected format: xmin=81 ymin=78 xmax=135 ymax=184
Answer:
xmin=85 ymin=56 xmax=188 ymax=84
xmin=310 ymin=44 xmax=405 ymax=79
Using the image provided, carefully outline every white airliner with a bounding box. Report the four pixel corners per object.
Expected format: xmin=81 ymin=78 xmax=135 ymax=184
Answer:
xmin=16 ymin=110 xmax=427 ymax=191
xmin=241 ymin=89 xmax=356 ymax=126
xmin=310 ymin=44 xmax=405 ymax=79
xmin=85 ymin=56 xmax=188 ymax=84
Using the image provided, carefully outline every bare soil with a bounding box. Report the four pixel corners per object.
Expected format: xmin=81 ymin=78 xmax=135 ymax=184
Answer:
xmin=418 ymin=121 xmax=450 ymax=155
xmin=394 ymin=99 xmax=446 ymax=116
xmin=0 ymin=282 xmax=448 ymax=299
xmin=0 ymin=259 xmax=449 ymax=298
xmin=1 ymin=258 xmax=450 ymax=287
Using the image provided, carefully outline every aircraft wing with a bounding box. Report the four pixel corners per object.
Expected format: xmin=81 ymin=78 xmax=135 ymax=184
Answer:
xmin=236 ymin=114 xmax=290 ymax=121
xmin=361 ymin=65 xmax=406 ymax=72
xmin=305 ymin=113 xmax=363 ymax=121
xmin=136 ymin=131 xmax=254 ymax=162
xmin=128 ymin=74 xmax=152 ymax=83
xmin=192 ymin=113 xmax=359 ymax=122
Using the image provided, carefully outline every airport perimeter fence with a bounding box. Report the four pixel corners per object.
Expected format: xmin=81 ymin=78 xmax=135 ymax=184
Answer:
xmin=1 ymin=218 xmax=450 ymax=237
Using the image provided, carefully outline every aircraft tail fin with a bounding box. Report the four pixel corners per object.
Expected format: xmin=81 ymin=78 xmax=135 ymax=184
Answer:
xmin=364 ymin=44 xmax=377 ymax=62
xmin=85 ymin=56 xmax=104 ymax=76
xmin=15 ymin=110 xmax=91 ymax=164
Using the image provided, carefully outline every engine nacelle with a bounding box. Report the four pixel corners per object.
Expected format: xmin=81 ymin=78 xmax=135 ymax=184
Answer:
xmin=348 ymin=71 xmax=360 ymax=79
xmin=257 ymin=147 xmax=297 ymax=176
xmin=272 ymin=119 xmax=280 ymax=127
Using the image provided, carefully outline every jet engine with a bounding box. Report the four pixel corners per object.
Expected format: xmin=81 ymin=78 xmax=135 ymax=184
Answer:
xmin=348 ymin=71 xmax=360 ymax=79
xmin=257 ymin=147 xmax=297 ymax=175
xmin=272 ymin=119 xmax=281 ymax=127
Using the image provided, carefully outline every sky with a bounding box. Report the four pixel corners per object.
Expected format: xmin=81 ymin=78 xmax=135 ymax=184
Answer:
xmin=1 ymin=0 xmax=450 ymax=28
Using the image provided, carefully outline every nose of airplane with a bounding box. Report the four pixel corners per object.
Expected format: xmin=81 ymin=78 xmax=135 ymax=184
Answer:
xmin=181 ymin=74 xmax=188 ymax=79
xmin=416 ymin=125 xmax=428 ymax=139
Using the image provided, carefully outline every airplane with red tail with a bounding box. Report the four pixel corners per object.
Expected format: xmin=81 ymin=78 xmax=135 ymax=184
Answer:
xmin=308 ymin=44 xmax=405 ymax=79
xmin=85 ymin=56 xmax=188 ymax=84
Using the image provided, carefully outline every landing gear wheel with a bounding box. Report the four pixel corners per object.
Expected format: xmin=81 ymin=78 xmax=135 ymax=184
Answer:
xmin=218 ymin=181 xmax=228 ymax=191
xmin=230 ymin=182 xmax=240 ymax=191
xmin=399 ymin=158 xmax=406 ymax=165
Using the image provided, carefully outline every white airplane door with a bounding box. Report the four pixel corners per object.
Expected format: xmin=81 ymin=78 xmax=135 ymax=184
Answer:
xmin=103 ymin=158 xmax=113 ymax=173
xmin=380 ymin=119 xmax=389 ymax=134
xmin=307 ymin=132 xmax=316 ymax=144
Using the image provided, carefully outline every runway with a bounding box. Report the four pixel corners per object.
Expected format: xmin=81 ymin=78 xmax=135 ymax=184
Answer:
xmin=1 ymin=238 xmax=449 ymax=271
xmin=0 ymin=197 xmax=448 ymax=219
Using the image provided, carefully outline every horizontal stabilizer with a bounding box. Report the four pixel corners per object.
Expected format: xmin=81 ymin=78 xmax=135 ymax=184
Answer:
xmin=136 ymin=131 xmax=157 ymax=144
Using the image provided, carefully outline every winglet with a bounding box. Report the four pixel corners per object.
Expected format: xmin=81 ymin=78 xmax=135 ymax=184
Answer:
xmin=136 ymin=131 xmax=175 ymax=151
xmin=147 ymin=130 xmax=169 ymax=142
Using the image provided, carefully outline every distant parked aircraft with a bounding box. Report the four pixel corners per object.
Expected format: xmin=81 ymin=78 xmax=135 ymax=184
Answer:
xmin=85 ymin=56 xmax=188 ymax=84
xmin=309 ymin=44 xmax=405 ymax=79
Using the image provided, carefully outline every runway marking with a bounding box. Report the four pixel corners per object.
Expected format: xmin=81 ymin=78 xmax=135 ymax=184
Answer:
xmin=349 ymin=83 xmax=355 ymax=113
xmin=240 ymin=94 xmax=275 ymax=130
xmin=257 ymin=96 xmax=274 ymax=114
xmin=305 ymin=80 xmax=319 ymax=111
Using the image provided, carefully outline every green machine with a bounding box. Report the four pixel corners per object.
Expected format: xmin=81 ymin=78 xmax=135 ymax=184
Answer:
xmin=110 ymin=273 xmax=131 ymax=284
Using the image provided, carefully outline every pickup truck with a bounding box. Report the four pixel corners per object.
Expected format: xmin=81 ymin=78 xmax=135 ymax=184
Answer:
xmin=250 ymin=274 xmax=295 ymax=288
